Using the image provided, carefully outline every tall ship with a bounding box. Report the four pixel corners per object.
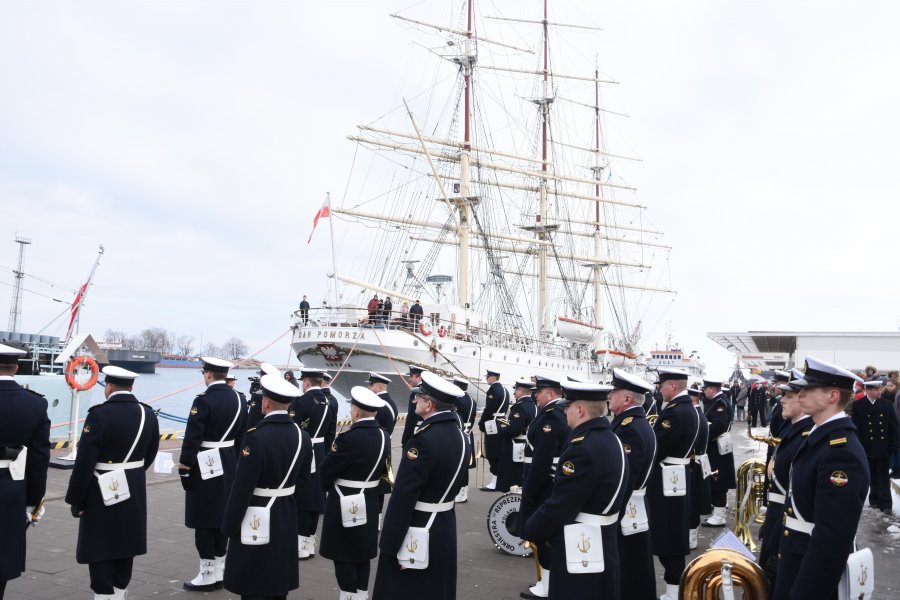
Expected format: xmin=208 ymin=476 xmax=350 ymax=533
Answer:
xmin=291 ymin=0 xmax=674 ymax=400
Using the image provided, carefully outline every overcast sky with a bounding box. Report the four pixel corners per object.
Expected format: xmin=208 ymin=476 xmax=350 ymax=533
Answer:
xmin=2 ymin=1 xmax=898 ymax=376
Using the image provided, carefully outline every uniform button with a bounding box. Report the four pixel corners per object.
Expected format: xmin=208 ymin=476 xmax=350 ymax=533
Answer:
xmin=784 ymin=530 xmax=790 ymax=537
xmin=777 ymin=553 xmax=782 ymax=559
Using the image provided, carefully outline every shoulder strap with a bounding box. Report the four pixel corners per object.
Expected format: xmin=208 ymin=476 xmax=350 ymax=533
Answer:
xmin=312 ymin=399 xmax=330 ymax=438
xmin=602 ymin=436 xmax=627 ymax=516
xmin=638 ymin=428 xmax=658 ymax=493
xmin=683 ymin=405 xmax=700 ymax=460
xmin=124 ymin=404 xmax=147 ymax=463
xmin=267 ymin=425 xmax=304 ymax=510
xmin=425 ymin=427 xmax=468 ymax=530
xmin=219 ymin=389 xmax=243 ymax=442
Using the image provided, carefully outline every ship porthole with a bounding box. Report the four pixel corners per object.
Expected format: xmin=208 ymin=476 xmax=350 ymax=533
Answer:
xmin=503 ymin=355 xmax=507 ymax=360
xmin=52 ymin=399 xmax=59 ymax=407
xmin=439 ymin=344 xmax=443 ymax=350
xmin=453 ymin=346 xmax=458 ymax=352
xmin=472 ymin=351 xmax=476 ymax=357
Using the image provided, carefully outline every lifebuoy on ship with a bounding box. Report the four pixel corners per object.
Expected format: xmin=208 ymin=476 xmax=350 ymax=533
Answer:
xmin=64 ymin=355 xmax=99 ymax=391
xmin=419 ymin=322 xmax=433 ymax=336
xmin=437 ymin=325 xmax=448 ymax=338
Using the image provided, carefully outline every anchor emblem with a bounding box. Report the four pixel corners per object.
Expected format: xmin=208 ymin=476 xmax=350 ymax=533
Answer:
xmin=858 ymin=563 xmax=868 ymax=591
xmin=628 ymin=503 xmax=638 ymax=518
xmin=671 ymin=472 xmax=680 ymax=493
xmin=406 ymin=536 xmax=418 ymax=553
xmin=110 ymin=479 xmax=120 ymax=500
xmin=350 ymin=502 xmax=360 ymax=523
xmin=576 ymin=533 xmax=591 ymax=567
xmin=206 ymin=455 xmax=216 ymax=474
xmin=250 ymin=514 xmax=260 ymax=540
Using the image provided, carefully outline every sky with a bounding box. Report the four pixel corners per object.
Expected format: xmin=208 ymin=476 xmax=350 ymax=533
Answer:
xmin=2 ymin=0 xmax=899 ymax=376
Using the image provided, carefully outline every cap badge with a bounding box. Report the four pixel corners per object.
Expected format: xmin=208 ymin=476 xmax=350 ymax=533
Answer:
xmin=561 ymin=460 xmax=575 ymax=476
xmin=190 ymin=407 xmax=198 ymax=416
xmin=241 ymin=446 xmax=250 ymax=457
xmin=406 ymin=448 xmax=419 ymax=461
xmin=660 ymin=419 xmax=671 ymax=430
xmin=542 ymin=424 xmax=552 ymax=433
xmin=830 ymin=470 xmax=849 ymax=487
xmin=82 ymin=424 xmax=91 ymax=434
xmin=623 ymin=443 xmax=632 ymax=454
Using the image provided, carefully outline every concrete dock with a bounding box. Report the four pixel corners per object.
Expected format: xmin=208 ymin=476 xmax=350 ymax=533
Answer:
xmin=7 ymin=426 xmax=899 ymax=599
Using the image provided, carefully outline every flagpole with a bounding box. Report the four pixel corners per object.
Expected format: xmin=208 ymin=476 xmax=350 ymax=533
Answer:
xmin=64 ymin=244 xmax=105 ymax=347
xmin=326 ymin=192 xmax=339 ymax=310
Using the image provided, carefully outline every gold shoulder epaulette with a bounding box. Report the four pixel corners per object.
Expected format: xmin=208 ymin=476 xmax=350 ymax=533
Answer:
xmin=571 ymin=436 xmax=585 ymax=444
xmin=802 ymin=431 xmax=810 ymax=437
xmin=621 ymin=416 xmax=633 ymax=426
xmin=246 ymin=427 xmax=257 ymax=433
xmin=829 ymin=437 xmax=847 ymax=446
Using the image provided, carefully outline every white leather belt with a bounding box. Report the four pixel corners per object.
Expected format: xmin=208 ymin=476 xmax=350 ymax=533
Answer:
xmin=414 ymin=500 xmax=454 ymax=512
xmin=0 ymin=460 xmax=10 ymax=468
xmin=784 ymin=515 xmax=814 ymax=534
xmin=513 ymin=435 xmax=527 ymax=441
xmin=523 ymin=457 xmax=533 ymax=464
xmin=311 ymin=437 xmax=325 ymax=444
xmin=552 ymin=457 xmax=559 ymax=464
xmin=95 ymin=460 xmax=144 ymax=471
xmin=335 ymin=478 xmax=379 ymax=489
xmin=631 ymin=488 xmax=647 ymax=498
xmin=575 ymin=512 xmax=618 ymax=526
xmin=694 ymin=453 xmax=707 ymax=461
xmin=253 ymin=486 xmax=296 ymax=497
xmin=661 ymin=457 xmax=691 ymax=466
xmin=768 ymin=492 xmax=786 ymax=504
xmin=201 ymin=440 xmax=234 ymax=449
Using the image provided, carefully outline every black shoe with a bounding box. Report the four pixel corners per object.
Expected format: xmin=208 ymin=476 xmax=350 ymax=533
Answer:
xmin=215 ymin=581 xmax=224 ymax=590
xmin=183 ymin=581 xmax=217 ymax=592
xmin=520 ymin=590 xmax=546 ymax=599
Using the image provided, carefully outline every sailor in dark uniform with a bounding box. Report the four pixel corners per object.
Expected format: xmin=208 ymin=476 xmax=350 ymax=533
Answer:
xmin=748 ymin=380 xmax=768 ymax=427
xmin=248 ymin=363 xmax=280 ymax=429
xmin=292 ymin=368 xmax=336 ymax=559
xmin=400 ymin=367 xmax=425 ymax=447
xmin=450 ymin=376 xmax=477 ymax=502
xmin=321 ymin=372 xmax=339 ymax=451
xmin=762 ymin=371 xmax=792 ymax=489
xmin=478 ymin=369 xmax=509 ymax=490
xmin=646 ymin=368 xmax=699 ymax=600
xmin=850 ymin=379 xmax=900 ymax=512
xmin=701 ymin=377 xmax=736 ymax=527
xmin=774 ymin=357 xmax=869 ymax=600
xmin=221 ymin=374 xmax=312 ymax=600
xmin=179 ymin=357 xmax=248 ymax=591
xmin=522 ymin=381 xmax=629 ymax=600
xmin=66 ymin=366 xmax=160 ymax=600
xmin=686 ymin=386 xmax=711 ymax=549
xmin=519 ymin=376 xmax=570 ymax=600
xmin=372 ymin=372 xmax=468 ymax=600
xmin=0 ymin=344 xmax=50 ymax=600
xmin=608 ymin=369 xmax=657 ymax=600
xmin=496 ymin=378 xmax=537 ymax=493
xmin=226 ymin=373 xmax=247 ymax=438
xmin=757 ymin=377 xmax=812 ymax=587
xmin=367 ymin=373 xmax=397 ymax=433
xmin=320 ymin=387 xmax=390 ymax=600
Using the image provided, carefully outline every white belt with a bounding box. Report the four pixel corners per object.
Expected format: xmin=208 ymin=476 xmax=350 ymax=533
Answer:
xmin=0 ymin=460 xmax=10 ymax=468
xmin=95 ymin=460 xmax=144 ymax=471
xmin=631 ymin=488 xmax=647 ymax=498
xmin=335 ymin=478 xmax=379 ymax=489
xmin=311 ymin=437 xmax=325 ymax=444
xmin=513 ymin=435 xmax=527 ymax=441
xmin=693 ymin=453 xmax=707 ymax=461
xmin=552 ymin=457 xmax=559 ymax=464
xmin=253 ymin=486 xmax=296 ymax=497
xmin=768 ymin=491 xmax=786 ymax=504
xmin=201 ymin=440 xmax=234 ymax=449
xmin=661 ymin=457 xmax=691 ymax=466
xmin=523 ymin=457 xmax=533 ymax=464
xmin=784 ymin=515 xmax=814 ymax=534
xmin=575 ymin=512 xmax=618 ymax=526
xmin=414 ymin=500 xmax=455 ymax=513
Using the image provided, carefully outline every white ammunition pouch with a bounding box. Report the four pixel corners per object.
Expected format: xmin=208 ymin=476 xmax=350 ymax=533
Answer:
xmin=620 ymin=489 xmax=649 ymax=536
xmin=198 ymin=390 xmax=242 ymax=480
xmin=94 ymin=406 xmax=145 ymax=506
xmin=512 ymin=436 xmax=526 ymax=463
xmin=716 ymin=431 xmax=734 ymax=455
xmin=698 ymin=453 xmax=712 ymax=479
xmin=661 ymin=458 xmax=690 ymax=497
xmin=334 ymin=430 xmax=385 ymax=528
xmin=839 ymin=547 xmax=874 ymax=600
xmin=484 ymin=419 xmax=498 ymax=435
xmin=564 ymin=512 xmax=616 ymax=573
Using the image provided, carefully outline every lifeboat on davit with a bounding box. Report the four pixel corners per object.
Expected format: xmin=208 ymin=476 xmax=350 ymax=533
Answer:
xmin=555 ymin=316 xmax=602 ymax=344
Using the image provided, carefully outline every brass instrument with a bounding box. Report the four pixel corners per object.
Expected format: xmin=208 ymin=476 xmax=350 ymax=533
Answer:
xmin=525 ymin=541 xmax=542 ymax=581
xmin=648 ymin=414 xmax=659 ymax=426
xmin=381 ymin=456 xmax=396 ymax=488
xmin=747 ymin=420 xmax=780 ymax=447
xmin=679 ymin=548 xmax=769 ymax=599
xmin=734 ymin=458 xmax=768 ymax=550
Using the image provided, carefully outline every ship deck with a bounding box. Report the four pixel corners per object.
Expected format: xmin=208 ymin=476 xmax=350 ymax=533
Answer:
xmin=9 ymin=426 xmax=900 ymax=599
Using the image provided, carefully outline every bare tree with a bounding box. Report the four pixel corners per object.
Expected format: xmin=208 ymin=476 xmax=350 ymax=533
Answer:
xmin=103 ymin=329 xmax=127 ymax=346
xmin=176 ymin=335 xmax=195 ymax=357
xmin=222 ymin=337 xmax=248 ymax=360
xmin=123 ymin=336 xmax=142 ymax=350
xmin=202 ymin=342 xmax=220 ymax=357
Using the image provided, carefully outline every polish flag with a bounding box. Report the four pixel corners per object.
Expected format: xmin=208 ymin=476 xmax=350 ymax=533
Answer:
xmin=307 ymin=197 xmax=331 ymax=244
xmin=66 ymin=282 xmax=89 ymax=340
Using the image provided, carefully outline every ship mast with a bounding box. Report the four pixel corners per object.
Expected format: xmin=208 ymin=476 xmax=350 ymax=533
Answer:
xmin=456 ymin=0 xmax=475 ymax=309
xmin=592 ymin=62 xmax=604 ymax=329
xmin=536 ymin=0 xmax=554 ymax=339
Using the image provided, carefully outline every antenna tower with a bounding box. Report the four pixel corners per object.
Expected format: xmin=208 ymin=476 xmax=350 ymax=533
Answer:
xmin=7 ymin=235 xmax=32 ymax=332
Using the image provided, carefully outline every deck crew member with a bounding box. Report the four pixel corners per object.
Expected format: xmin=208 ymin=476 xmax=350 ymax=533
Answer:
xmin=320 ymin=387 xmax=390 ymax=600
xmin=180 ymin=357 xmax=247 ymax=591
xmin=686 ymin=386 xmax=711 ymax=548
xmin=701 ymin=378 xmax=735 ymax=527
xmin=400 ymin=367 xmax=425 ymax=447
xmin=66 ymin=366 xmax=160 ymax=600
xmin=292 ymin=368 xmax=336 ymax=559
xmin=523 ymin=381 xmax=629 ymax=600
xmin=519 ymin=376 xmax=570 ymax=600
xmin=646 ymin=368 xmax=699 ymax=600
xmin=0 ymin=344 xmax=50 ymax=600
xmin=478 ymin=369 xmax=509 ymax=490
xmin=757 ymin=377 xmax=812 ymax=587
xmin=496 ymin=378 xmax=537 ymax=493
xmin=248 ymin=363 xmax=281 ymax=429
xmin=450 ymin=376 xmax=477 ymax=503
xmin=221 ymin=373 xmax=312 ymax=600
xmin=850 ymin=379 xmax=900 ymax=513
xmin=774 ymin=357 xmax=869 ymax=600
xmin=608 ymin=369 xmax=657 ymax=600
xmin=372 ymin=372 xmax=468 ymax=600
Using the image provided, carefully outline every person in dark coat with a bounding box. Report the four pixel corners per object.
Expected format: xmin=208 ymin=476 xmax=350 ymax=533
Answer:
xmin=748 ymin=381 xmax=768 ymax=427
xmin=372 ymin=372 xmax=468 ymax=600
xmin=478 ymin=369 xmax=509 ymax=490
xmin=686 ymin=387 xmax=711 ymax=548
xmin=850 ymin=379 xmax=900 ymax=512
xmin=400 ymin=367 xmax=425 ymax=447
xmin=646 ymin=368 xmax=700 ymax=600
xmin=221 ymin=374 xmax=312 ymax=600
xmin=450 ymin=376 xmax=477 ymax=502
xmin=0 ymin=344 xmax=50 ymax=600
xmin=756 ymin=379 xmax=812 ymax=588
xmin=519 ymin=376 xmax=569 ymax=600
xmin=608 ymin=369 xmax=657 ymax=600
xmin=247 ymin=363 xmax=280 ymax=431
xmin=774 ymin=357 xmax=870 ymax=600
xmin=408 ymin=299 xmax=424 ymax=329
xmin=321 ymin=372 xmax=340 ymax=450
xmin=366 ymin=294 xmax=379 ymax=324
xmin=179 ymin=357 xmax=248 ymax=591
xmin=366 ymin=372 xmax=397 ymax=513
xmin=496 ymin=378 xmax=537 ymax=493
xmin=291 ymin=368 xmax=336 ymax=559
xmin=382 ymin=297 xmax=393 ymax=326
xmin=701 ymin=378 xmax=736 ymax=527
xmin=523 ymin=381 xmax=629 ymax=600
xmin=66 ymin=366 xmax=160 ymax=599
xmin=320 ymin=387 xmax=390 ymax=600
xmin=299 ymin=295 xmax=311 ymax=325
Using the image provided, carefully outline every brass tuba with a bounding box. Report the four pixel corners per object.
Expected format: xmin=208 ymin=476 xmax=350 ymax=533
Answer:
xmin=733 ymin=458 xmax=768 ymax=551
xmin=679 ymin=548 xmax=769 ymax=599
xmin=381 ymin=456 xmax=396 ymax=488
xmin=747 ymin=420 xmax=780 ymax=447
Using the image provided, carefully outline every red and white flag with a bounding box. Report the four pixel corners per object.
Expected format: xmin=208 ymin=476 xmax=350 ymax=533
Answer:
xmin=307 ymin=196 xmax=331 ymax=244
xmin=66 ymin=281 xmax=88 ymax=341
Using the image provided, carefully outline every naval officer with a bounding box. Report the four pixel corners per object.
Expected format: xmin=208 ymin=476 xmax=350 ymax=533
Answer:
xmin=701 ymin=378 xmax=735 ymax=527
xmin=248 ymin=363 xmax=280 ymax=428
xmin=366 ymin=373 xmax=397 ymax=434
xmin=0 ymin=344 xmax=50 ymax=600
xmin=647 ymin=368 xmax=699 ymax=600
xmin=321 ymin=371 xmax=340 ymax=449
xmin=686 ymin=386 xmax=711 ymax=548
xmin=774 ymin=357 xmax=869 ymax=600
xmin=179 ymin=357 xmax=248 ymax=591
xmin=609 ymin=369 xmax=657 ymax=600
xmin=522 ymin=381 xmax=630 ymax=600
xmin=221 ymin=373 xmax=312 ymax=600
xmin=496 ymin=378 xmax=537 ymax=493
xmin=478 ymin=369 xmax=509 ymax=490
xmin=850 ymin=379 xmax=900 ymax=513
xmin=65 ymin=366 xmax=160 ymax=600
xmin=372 ymin=371 xmax=468 ymax=600
xmin=400 ymin=366 xmax=425 ymax=447
xmin=319 ymin=387 xmax=390 ymax=600
xmin=450 ymin=376 xmax=477 ymax=503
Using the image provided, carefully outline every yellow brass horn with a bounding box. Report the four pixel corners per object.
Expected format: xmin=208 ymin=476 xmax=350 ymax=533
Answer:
xmin=747 ymin=420 xmax=780 ymax=447
xmin=679 ymin=548 xmax=769 ymax=600
xmin=733 ymin=458 xmax=768 ymax=550
xmin=381 ymin=456 xmax=396 ymax=488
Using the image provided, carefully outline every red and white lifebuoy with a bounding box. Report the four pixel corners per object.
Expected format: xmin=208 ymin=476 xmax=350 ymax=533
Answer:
xmin=64 ymin=356 xmax=100 ymax=392
xmin=419 ymin=321 xmax=433 ymax=336
xmin=437 ymin=325 xmax=448 ymax=338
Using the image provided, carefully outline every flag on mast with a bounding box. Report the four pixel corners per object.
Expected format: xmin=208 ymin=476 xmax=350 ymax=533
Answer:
xmin=307 ymin=196 xmax=331 ymax=244
xmin=66 ymin=282 xmax=88 ymax=341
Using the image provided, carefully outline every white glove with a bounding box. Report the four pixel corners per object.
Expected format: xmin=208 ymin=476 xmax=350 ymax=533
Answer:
xmin=26 ymin=505 xmax=46 ymax=524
